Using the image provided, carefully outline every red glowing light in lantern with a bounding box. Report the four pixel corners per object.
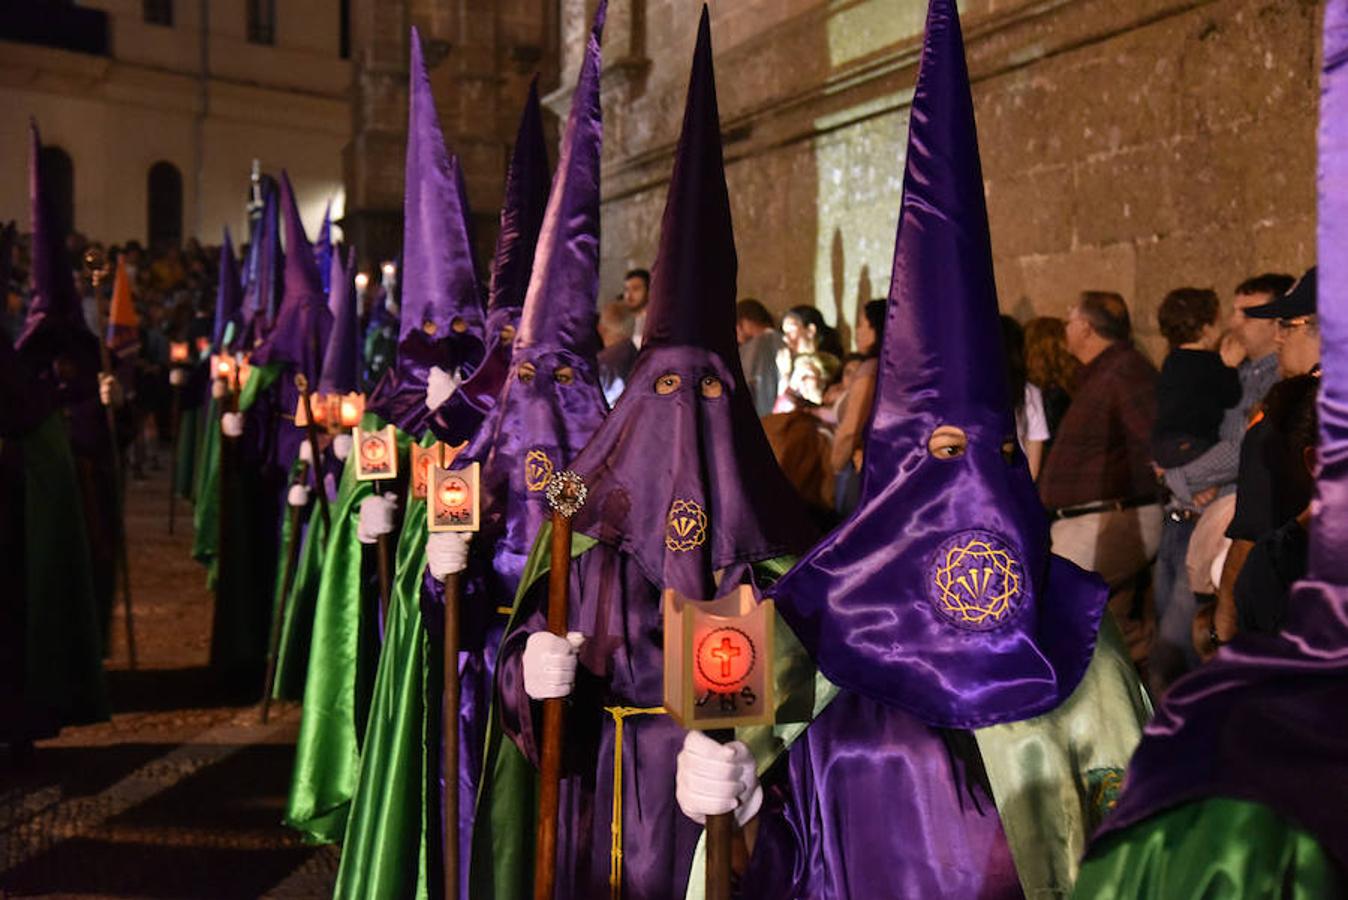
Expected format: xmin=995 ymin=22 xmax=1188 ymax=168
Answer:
xmin=693 ymin=627 xmax=755 ymax=693
xmin=338 ymin=393 xmax=364 ymax=428
xmin=361 ymin=437 xmax=388 ymax=463
xmin=438 ymin=477 xmax=468 ymax=510
xmin=169 ymin=341 xmax=190 ymax=363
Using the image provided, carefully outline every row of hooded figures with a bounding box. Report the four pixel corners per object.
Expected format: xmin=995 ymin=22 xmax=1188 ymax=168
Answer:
xmin=7 ymin=0 xmax=1344 ymax=897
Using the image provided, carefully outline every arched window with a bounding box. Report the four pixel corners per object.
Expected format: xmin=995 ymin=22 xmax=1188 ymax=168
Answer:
xmin=147 ymin=161 xmax=183 ymax=250
xmin=38 ymin=145 xmax=74 ymax=238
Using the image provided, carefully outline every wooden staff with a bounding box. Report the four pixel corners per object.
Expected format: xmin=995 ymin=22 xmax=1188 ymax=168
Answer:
xmin=295 ymin=373 xmax=331 ymax=532
xmin=167 ymin=376 xmax=181 ymax=534
xmin=441 ymin=566 xmax=463 ymax=900
xmin=258 ymin=460 xmax=310 ymax=723
xmin=534 ymin=471 xmax=587 ymax=900
xmin=85 ymin=250 xmax=137 ymax=670
xmin=704 ymin=728 xmax=735 ymax=900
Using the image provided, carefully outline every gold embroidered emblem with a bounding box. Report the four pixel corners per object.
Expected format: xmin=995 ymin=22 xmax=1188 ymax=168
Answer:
xmin=665 ymin=499 xmax=708 ymax=552
xmin=524 ymin=449 xmax=554 ymax=492
xmin=930 ymin=532 xmax=1022 ymax=630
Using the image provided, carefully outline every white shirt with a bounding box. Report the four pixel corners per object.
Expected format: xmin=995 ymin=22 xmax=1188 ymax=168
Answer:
xmin=1016 ymin=382 xmax=1050 ymax=451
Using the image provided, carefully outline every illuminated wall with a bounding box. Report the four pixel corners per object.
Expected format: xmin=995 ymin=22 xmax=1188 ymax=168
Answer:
xmin=584 ymin=0 xmax=1319 ymax=359
xmin=0 ymin=0 xmax=350 ymax=247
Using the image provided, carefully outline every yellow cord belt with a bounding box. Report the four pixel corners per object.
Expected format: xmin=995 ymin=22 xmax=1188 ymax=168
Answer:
xmin=603 ymin=704 xmax=667 ymax=900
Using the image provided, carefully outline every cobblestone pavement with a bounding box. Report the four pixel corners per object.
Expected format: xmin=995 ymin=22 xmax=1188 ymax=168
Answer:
xmin=2 ymin=448 xmax=339 ymax=898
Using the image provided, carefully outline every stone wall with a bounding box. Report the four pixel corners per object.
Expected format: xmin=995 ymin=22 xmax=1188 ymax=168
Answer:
xmin=585 ymin=0 xmax=1321 ymax=359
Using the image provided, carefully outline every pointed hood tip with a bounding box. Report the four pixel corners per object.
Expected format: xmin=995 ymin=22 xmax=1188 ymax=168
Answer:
xmin=639 ymin=1 xmax=738 ymax=365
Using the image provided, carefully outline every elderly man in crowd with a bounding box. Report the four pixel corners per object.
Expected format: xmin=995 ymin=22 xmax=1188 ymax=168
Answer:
xmin=1039 ymin=291 xmax=1160 ymax=661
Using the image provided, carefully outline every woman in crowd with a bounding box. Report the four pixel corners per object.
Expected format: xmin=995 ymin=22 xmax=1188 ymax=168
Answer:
xmin=1002 ymin=314 xmax=1050 ymax=478
xmin=1024 ymin=314 xmax=1079 ymax=453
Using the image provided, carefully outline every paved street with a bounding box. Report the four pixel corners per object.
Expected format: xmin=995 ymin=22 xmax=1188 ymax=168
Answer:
xmin=2 ymin=450 xmax=339 ymax=898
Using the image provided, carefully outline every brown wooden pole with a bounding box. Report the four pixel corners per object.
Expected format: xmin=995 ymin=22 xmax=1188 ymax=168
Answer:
xmin=441 ymin=569 xmax=462 ymax=900
xmin=258 ymin=460 xmax=309 ymax=724
xmin=704 ymin=726 xmax=736 ymax=900
xmin=167 ymin=380 xmax=181 ymax=534
xmin=533 ymin=509 xmax=573 ymax=900
xmin=91 ymin=261 xmax=137 ymax=670
xmin=295 ymin=374 xmax=331 ymax=532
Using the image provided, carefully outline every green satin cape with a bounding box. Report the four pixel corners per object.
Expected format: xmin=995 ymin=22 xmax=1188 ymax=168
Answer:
xmin=1073 ymin=797 xmax=1343 ymax=899
xmin=974 ymin=614 xmax=1153 ymax=898
xmin=333 ymin=481 xmax=435 ymax=899
xmin=284 ymin=414 xmax=408 ymax=843
xmin=271 ymin=469 xmax=330 ymax=701
xmin=16 ymin=414 xmax=109 ymax=729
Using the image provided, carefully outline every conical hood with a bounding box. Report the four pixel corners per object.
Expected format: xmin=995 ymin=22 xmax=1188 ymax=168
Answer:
xmin=234 ymin=180 xmax=281 ymax=351
xmin=315 ymin=199 xmax=333 ymax=296
xmin=365 ymin=26 xmax=487 ymax=436
xmin=431 ymin=1 xmax=609 ymax=571
xmin=638 ymin=8 xmax=737 ymax=365
xmin=399 ymin=27 xmax=483 ymax=345
xmin=768 ymin=0 xmax=1105 ymax=730
xmin=319 ymin=247 xmax=360 ymax=395
xmin=212 ymin=227 xmax=242 ymax=347
xmin=250 ymin=170 xmax=333 ymax=381
xmin=17 ymin=120 xmax=95 ymax=363
xmin=105 ymin=255 xmax=140 ymax=358
xmin=430 ymin=73 xmax=557 ymax=442
xmin=514 ymin=13 xmax=603 ymax=360
xmin=0 ymin=327 xmax=55 ymax=436
xmin=566 ymin=6 xmax=815 ymax=600
xmin=488 ymin=77 xmax=550 ymax=320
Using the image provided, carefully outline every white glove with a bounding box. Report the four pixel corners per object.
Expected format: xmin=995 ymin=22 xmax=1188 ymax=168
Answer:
xmin=221 ymin=411 xmax=244 ymax=437
xmin=333 ymin=433 xmax=353 ymax=461
xmin=522 ymin=631 xmax=585 ymax=700
xmin=211 ymin=378 xmax=228 ymax=399
xmin=426 ymin=531 xmax=470 ymax=580
xmin=357 ymin=492 xmax=398 ymax=544
xmin=98 ymin=373 xmax=121 ymax=407
xmin=675 ymin=731 xmax=763 ymax=827
xmin=287 ymin=483 xmax=311 ymax=507
xmin=425 ymin=365 xmax=461 ymax=411
xmin=298 ymin=440 xmax=314 ymax=464
xmin=169 ymin=368 xmax=187 ymax=387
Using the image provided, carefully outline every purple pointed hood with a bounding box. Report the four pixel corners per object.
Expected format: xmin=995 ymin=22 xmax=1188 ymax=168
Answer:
xmin=250 ymin=171 xmax=334 ymax=382
xmin=212 ymin=227 xmax=242 ymax=347
xmin=233 ymin=180 xmax=281 ymax=351
xmin=565 ymin=7 xmax=815 ymax=601
xmin=1089 ymin=2 xmax=1348 ymax=867
xmin=318 ymin=247 xmax=361 ymax=395
xmin=432 ymin=1 xmax=608 ymax=578
xmin=768 ymin=0 xmax=1104 ymax=730
xmin=16 ymin=121 xmax=97 ymax=372
xmin=366 ymin=26 xmax=486 ymax=436
xmin=315 ymin=200 xmax=333 ymax=296
xmin=432 ymin=75 xmax=552 ymax=441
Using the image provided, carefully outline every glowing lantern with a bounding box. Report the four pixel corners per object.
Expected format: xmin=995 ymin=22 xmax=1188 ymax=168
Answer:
xmin=195 ymin=336 xmax=211 ymax=355
xmin=213 ymin=354 xmax=236 ymax=382
xmin=169 ymin=341 xmax=190 ymax=364
xmin=428 ymin=461 xmax=479 ymax=533
xmin=354 ymin=424 xmax=398 ymax=481
xmin=337 ymin=393 xmax=365 ymax=428
xmin=663 ymin=586 xmax=776 ymax=730
xmin=354 ymin=272 xmax=370 ymax=291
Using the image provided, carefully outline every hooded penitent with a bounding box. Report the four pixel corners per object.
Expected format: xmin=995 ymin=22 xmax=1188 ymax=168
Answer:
xmin=250 ymin=170 xmax=336 ymax=469
xmin=213 ymin=227 xmax=243 ymax=348
xmin=738 ymin=3 xmax=1148 ymax=897
xmin=233 ymin=180 xmax=281 ymax=352
xmin=365 ymin=27 xmax=486 ymax=438
xmin=1076 ymin=4 xmax=1348 ymax=893
xmin=482 ymin=9 xmax=816 ymax=899
xmin=17 ymin=119 xmax=119 ymax=638
xmin=319 ymin=247 xmax=361 ymax=397
xmin=431 ymin=77 xmax=550 ymax=443
xmin=337 ymin=22 xmax=606 ymax=898
xmin=768 ymin=0 xmax=1104 ymax=732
